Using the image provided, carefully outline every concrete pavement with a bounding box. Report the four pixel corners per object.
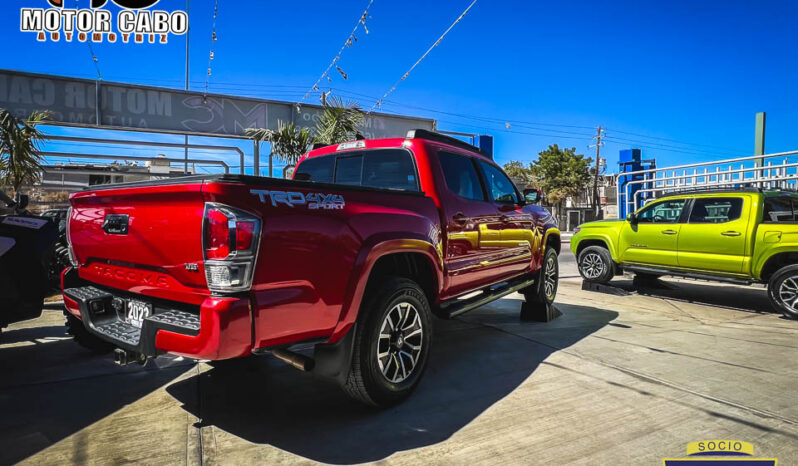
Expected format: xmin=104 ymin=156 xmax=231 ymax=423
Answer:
xmin=1 ymin=251 xmax=796 ymax=465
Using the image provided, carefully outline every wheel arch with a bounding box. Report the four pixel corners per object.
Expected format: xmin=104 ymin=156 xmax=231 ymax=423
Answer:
xmin=543 ymin=228 xmax=561 ymax=254
xmin=575 ymin=238 xmax=612 ymax=259
xmin=758 ymin=251 xmax=798 ymax=282
xmin=329 ymin=235 xmax=443 ymax=344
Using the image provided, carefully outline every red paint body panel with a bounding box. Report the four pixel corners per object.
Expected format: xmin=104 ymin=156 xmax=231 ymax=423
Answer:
xmin=154 ymin=297 xmax=251 ymax=360
xmin=65 ymin=136 xmax=559 ymax=359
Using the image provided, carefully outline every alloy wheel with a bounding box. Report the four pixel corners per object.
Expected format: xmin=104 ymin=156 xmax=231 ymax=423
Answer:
xmin=580 ymin=253 xmax=605 ymax=279
xmin=544 ymin=255 xmax=558 ymax=299
xmin=778 ymin=276 xmax=798 ymax=313
xmin=376 ymin=302 xmax=424 ymax=383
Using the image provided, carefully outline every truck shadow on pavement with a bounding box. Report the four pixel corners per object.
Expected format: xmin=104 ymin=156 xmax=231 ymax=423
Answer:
xmin=0 ymin=320 xmax=193 ymax=466
xmin=612 ymin=277 xmax=775 ymax=314
xmin=167 ymin=301 xmax=618 ymax=464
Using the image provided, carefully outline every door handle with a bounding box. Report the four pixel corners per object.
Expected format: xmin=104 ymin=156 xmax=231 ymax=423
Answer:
xmin=721 ymin=231 xmax=741 ymax=237
xmin=453 ymin=213 xmax=468 ymax=225
xmin=661 ymin=230 xmax=677 ymax=235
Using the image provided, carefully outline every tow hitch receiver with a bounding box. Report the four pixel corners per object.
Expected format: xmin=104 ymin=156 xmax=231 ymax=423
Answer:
xmin=114 ymin=348 xmax=148 ymax=366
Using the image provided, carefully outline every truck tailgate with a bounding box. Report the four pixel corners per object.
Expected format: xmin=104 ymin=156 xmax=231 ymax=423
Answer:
xmin=69 ymin=182 xmax=210 ymax=305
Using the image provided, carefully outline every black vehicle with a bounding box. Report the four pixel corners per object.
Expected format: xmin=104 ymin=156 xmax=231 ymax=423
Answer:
xmin=0 ymin=192 xmax=66 ymax=335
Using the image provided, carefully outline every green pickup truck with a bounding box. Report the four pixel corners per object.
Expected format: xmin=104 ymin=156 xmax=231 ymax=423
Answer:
xmin=570 ymin=188 xmax=798 ymax=319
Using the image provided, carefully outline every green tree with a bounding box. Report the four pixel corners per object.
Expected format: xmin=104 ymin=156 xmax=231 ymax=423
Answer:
xmin=246 ymin=121 xmax=311 ymax=168
xmin=0 ymin=109 xmax=50 ymax=194
xmin=529 ymin=144 xmax=592 ymax=216
xmin=312 ymin=96 xmax=364 ymax=146
xmin=503 ymin=160 xmax=537 ymax=187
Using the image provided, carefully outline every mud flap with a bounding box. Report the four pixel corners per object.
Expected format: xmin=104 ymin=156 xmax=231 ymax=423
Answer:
xmin=313 ymin=323 xmax=357 ymax=385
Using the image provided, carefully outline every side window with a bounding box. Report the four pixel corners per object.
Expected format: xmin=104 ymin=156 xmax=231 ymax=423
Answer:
xmin=477 ymin=161 xmax=519 ymax=204
xmin=689 ymin=198 xmax=743 ymax=223
xmin=438 ymin=151 xmax=486 ymax=201
xmin=763 ymin=197 xmax=798 ymax=223
xmin=335 ymin=155 xmax=363 ymax=185
xmin=294 ymin=155 xmax=334 ymax=183
xmin=637 ymin=199 xmax=686 ymax=223
xmin=362 ymin=149 xmax=419 ymax=191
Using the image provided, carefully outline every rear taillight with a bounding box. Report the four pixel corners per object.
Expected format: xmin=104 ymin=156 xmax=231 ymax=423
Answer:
xmin=202 ymin=203 xmax=261 ymax=293
xmin=65 ymin=206 xmax=79 ymax=267
xmin=205 ymin=208 xmax=231 ymax=260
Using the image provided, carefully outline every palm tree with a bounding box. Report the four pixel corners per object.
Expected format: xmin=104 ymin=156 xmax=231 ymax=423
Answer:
xmin=0 ymin=109 xmax=50 ymax=194
xmin=246 ymin=121 xmax=311 ymax=174
xmin=312 ymin=96 xmax=364 ymax=146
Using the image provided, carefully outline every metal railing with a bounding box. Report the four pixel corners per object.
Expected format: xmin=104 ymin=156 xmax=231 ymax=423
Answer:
xmin=618 ymin=150 xmax=798 ymax=215
xmin=43 ymin=135 xmax=244 ymax=174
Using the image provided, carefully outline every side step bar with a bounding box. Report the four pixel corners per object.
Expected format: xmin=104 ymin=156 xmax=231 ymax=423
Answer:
xmin=623 ymin=265 xmax=752 ymax=286
xmin=441 ymin=277 xmax=535 ymax=319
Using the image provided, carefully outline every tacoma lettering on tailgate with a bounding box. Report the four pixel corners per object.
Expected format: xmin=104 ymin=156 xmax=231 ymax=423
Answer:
xmin=90 ymin=264 xmax=170 ymax=287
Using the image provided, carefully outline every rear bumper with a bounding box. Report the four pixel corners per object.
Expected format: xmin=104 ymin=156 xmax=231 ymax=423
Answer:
xmin=63 ymin=281 xmax=252 ymax=360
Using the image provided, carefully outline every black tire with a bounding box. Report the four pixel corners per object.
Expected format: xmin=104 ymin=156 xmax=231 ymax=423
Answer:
xmin=343 ymin=276 xmax=432 ymax=407
xmin=64 ymin=310 xmax=115 ymax=353
xmin=577 ymin=245 xmax=614 ymax=284
xmin=767 ymin=265 xmax=798 ymax=320
xmin=521 ymin=248 xmax=558 ymax=320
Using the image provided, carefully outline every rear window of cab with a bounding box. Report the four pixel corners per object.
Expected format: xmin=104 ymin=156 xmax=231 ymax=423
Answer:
xmin=763 ymin=196 xmax=798 ymax=223
xmin=294 ymin=149 xmax=419 ymax=192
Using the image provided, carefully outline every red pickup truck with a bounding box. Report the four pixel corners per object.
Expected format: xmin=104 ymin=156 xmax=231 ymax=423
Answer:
xmin=62 ymin=129 xmax=561 ymax=406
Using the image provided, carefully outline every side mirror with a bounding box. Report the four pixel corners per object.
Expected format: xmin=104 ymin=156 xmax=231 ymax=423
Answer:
xmin=627 ymin=212 xmax=638 ymax=225
xmin=15 ymin=193 xmax=29 ymax=211
xmin=523 ymin=188 xmax=541 ymax=204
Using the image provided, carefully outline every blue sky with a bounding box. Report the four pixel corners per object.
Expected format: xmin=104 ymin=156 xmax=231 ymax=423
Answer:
xmin=2 ymin=0 xmax=797 ymax=176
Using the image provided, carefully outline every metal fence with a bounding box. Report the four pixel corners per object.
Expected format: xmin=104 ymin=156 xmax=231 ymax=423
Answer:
xmin=617 ymin=150 xmax=798 ymax=215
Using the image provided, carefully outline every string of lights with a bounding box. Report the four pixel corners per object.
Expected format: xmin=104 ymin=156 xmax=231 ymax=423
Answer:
xmin=204 ymin=0 xmax=221 ymax=98
xmin=76 ymin=0 xmax=102 ymax=80
xmin=368 ymin=0 xmax=478 ymax=113
xmin=301 ymin=0 xmax=375 ymax=103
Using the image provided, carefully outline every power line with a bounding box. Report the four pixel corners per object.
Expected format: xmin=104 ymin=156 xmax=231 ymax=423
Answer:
xmin=368 ymin=0 xmax=479 ymax=113
xmin=433 ymin=118 xmax=595 ymax=142
xmin=604 ymin=127 xmax=741 ymax=153
xmin=204 ymin=0 xmax=221 ymax=98
xmin=603 ymin=135 xmax=741 ymax=157
xmin=301 ymin=0 xmax=375 ymax=102
xmin=603 ymin=137 xmax=740 ymax=159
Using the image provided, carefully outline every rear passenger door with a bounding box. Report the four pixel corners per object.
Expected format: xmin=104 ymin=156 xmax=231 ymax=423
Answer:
xmin=677 ymin=196 xmax=749 ymax=274
xmin=436 ymin=151 xmax=510 ymax=296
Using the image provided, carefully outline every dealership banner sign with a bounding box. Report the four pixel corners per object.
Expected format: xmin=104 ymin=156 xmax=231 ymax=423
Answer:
xmin=20 ymin=0 xmax=188 ymax=44
xmin=0 ymin=70 xmax=436 ymax=139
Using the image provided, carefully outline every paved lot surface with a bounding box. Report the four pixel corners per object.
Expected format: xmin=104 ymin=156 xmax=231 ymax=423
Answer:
xmin=2 ymin=249 xmax=797 ymax=465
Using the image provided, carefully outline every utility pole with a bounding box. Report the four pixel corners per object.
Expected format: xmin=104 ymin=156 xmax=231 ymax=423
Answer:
xmin=183 ymin=0 xmax=190 ymax=175
xmin=754 ymin=112 xmax=766 ymax=182
xmin=589 ymin=126 xmax=605 ymax=219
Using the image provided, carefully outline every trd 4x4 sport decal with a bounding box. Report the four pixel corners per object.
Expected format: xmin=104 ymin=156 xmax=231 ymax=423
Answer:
xmin=250 ymin=190 xmax=346 ymax=210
